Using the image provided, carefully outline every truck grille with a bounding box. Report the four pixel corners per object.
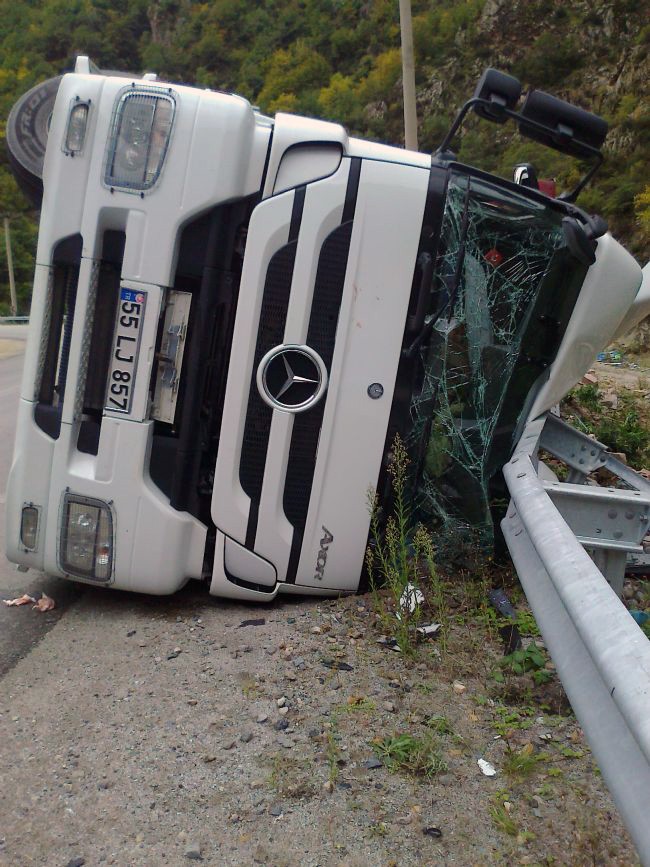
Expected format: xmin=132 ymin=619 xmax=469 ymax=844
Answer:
xmin=236 ymin=160 xmax=361 ymax=580
xmin=240 ymin=239 xmax=298 ymax=546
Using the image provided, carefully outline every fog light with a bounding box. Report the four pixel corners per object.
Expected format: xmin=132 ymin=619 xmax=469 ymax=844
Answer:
xmin=60 ymin=494 xmax=113 ymax=581
xmin=20 ymin=505 xmax=40 ymax=550
xmin=64 ymin=101 xmax=89 ymax=154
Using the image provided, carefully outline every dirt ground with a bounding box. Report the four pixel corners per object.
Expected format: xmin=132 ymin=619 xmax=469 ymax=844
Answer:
xmin=0 ymin=576 xmax=639 ymax=867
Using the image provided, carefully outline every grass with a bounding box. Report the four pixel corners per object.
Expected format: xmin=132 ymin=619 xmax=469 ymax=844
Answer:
xmin=502 ymin=743 xmax=546 ymax=781
xmin=565 ymin=384 xmax=650 ymax=469
xmin=489 ymin=799 xmax=519 ymax=837
xmin=266 ymin=754 xmax=315 ymax=798
xmin=372 ymin=732 xmax=447 ymax=777
xmin=425 ymin=714 xmax=453 ymax=735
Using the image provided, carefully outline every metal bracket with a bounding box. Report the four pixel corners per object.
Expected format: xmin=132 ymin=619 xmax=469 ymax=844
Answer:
xmin=537 ymin=414 xmax=650 ymax=592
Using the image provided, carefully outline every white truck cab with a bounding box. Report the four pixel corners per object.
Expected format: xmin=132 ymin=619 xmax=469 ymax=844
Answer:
xmin=5 ymin=59 xmax=646 ymax=600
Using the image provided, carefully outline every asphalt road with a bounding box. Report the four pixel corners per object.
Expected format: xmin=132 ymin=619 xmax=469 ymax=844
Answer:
xmin=0 ymin=336 xmax=80 ymax=677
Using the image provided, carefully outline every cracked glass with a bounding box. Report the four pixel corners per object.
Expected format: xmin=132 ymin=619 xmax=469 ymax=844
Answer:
xmin=410 ymin=170 xmax=566 ymax=557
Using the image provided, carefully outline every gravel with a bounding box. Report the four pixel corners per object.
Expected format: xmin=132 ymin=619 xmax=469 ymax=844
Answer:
xmin=0 ymin=582 xmax=639 ymax=866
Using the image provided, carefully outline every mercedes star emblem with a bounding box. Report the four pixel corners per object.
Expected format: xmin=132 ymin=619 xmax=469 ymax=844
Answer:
xmin=257 ymin=345 xmax=328 ymax=413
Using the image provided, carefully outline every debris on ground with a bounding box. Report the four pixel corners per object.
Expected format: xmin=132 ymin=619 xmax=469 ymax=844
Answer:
xmin=416 ymin=622 xmax=441 ymax=637
xmin=33 ymin=593 xmax=55 ymax=612
xmin=397 ymin=582 xmax=424 ymax=618
xmin=3 ymin=592 xmax=55 ymax=611
xmin=477 ymin=758 xmax=497 ymax=777
xmin=3 ymin=594 xmax=36 ymax=606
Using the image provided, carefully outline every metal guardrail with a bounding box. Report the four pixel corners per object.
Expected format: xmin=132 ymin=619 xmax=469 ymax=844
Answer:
xmin=502 ymin=414 xmax=650 ymax=864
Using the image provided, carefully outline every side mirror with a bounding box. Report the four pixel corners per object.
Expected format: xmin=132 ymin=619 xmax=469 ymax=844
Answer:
xmin=519 ymin=90 xmax=608 ymax=159
xmin=473 ymin=68 xmax=522 ymax=123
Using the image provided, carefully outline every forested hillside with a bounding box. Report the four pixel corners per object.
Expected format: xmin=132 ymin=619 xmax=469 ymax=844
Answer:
xmin=0 ymin=0 xmax=648 ymax=312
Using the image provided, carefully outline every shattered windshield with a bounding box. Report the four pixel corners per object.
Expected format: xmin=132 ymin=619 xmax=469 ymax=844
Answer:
xmin=410 ymin=170 xmax=568 ymax=556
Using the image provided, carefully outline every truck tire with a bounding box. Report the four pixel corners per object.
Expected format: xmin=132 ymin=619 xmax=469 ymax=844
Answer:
xmin=6 ymin=75 xmax=63 ymax=207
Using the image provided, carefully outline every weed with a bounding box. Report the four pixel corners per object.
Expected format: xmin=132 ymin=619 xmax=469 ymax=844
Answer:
xmin=489 ymin=800 xmax=518 ymax=837
xmin=414 ymin=525 xmax=449 ymax=655
xmin=366 ymin=434 xmax=444 ymax=655
xmin=565 ymin=386 xmax=650 ymax=468
xmin=502 ymin=742 xmax=545 ymax=780
xmin=414 ymin=682 xmax=435 ymax=695
xmin=237 ymin=671 xmax=260 ymax=698
xmin=372 ymin=732 xmax=447 ymax=777
xmin=491 ymin=705 xmax=537 ymax=737
xmin=494 ymin=642 xmax=552 ymax=685
xmin=515 ymin=609 xmax=540 ymax=637
xmin=558 ymin=746 xmax=585 ymax=760
xmin=324 ymin=717 xmax=342 ymax=783
xmin=266 ymin=754 xmax=315 ymax=798
xmin=336 ymin=696 xmax=376 ymax=714
xmin=425 ymin=714 xmax=453 ymax=735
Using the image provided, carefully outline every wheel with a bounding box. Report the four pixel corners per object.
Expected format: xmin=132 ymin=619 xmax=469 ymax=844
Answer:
xmin=6 ymin=75 xmax=63 ymax=207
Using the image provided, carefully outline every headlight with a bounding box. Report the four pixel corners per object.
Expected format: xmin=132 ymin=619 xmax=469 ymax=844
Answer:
xmin=60 ymin=494 xmax=113 ymax=581
xmin=105 ymin=87 xmax=175 ymax=191
xmin=64 ymin=101 xmax=89 ymax=154
xmin=20 ymin=505 xmax=40 ymax=550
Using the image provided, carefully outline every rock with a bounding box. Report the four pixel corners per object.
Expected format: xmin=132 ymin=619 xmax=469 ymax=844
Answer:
xmin=167 ymin=649 xmax=181 ymax=660
xmin=452 ymin=681 xmax=466 ymax=695
xmin=422 ymin=827 xmax=442 ymax=838
xmin=361 ymin=758 xmax=383 ymax=770
xmin=382 ymin=701 xmax=396 ymax=713
xmin=322 ymin=659 xmax=354 ymax=671
xmin=274 ymin=719 xmax=289 ymax=731
xmin=396 ymin=814 xmax=413 ymax=825
xmin=276 ymin=696 xmax=287 ymax=708
xmin=278 ymin=706 xmax=289 ymax=716
xmin=269 ymin=804 xmax=284 ymax=817
xmin=256 ymin=713 xmax=269 ymax=723
xmin=187 ymin=699 xmax=198 ymax=706
xmin=185 ymin=843 xmax=203 ymax=860
xmin=66 ymin=859 xmax=85 ymax=867
xmin=222 ymin=740 xmax=236 ymax=750
xmin=323 ymin=780 xmax=334 ymax=793
xmin=240 ymin=732 xmax=253 ymax=743
xmin=310 ymin=626 xmax=322 ymax=634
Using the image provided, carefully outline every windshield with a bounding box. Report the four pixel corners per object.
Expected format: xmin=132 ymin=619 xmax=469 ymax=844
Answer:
xmin=409 ymin=169 xmax=584 ymax=557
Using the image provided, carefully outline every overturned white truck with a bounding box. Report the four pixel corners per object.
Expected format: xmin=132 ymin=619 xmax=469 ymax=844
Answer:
xmin=6 ymin=58 xmax=650 ymax=859
xmin=5 ymin=59 xmax=649 ymax=602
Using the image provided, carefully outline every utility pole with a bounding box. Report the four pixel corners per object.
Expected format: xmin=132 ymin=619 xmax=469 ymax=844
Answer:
xmin=398 ymin=0 xmax=418 ymax=151
xmin=4 ymin=217 xmax=18 ymax=317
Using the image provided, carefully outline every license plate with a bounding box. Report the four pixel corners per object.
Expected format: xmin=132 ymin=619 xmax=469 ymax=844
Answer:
xmin=105 ymin=288 xmax=147 ymax=414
